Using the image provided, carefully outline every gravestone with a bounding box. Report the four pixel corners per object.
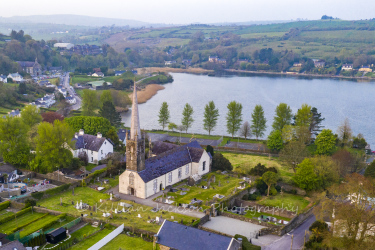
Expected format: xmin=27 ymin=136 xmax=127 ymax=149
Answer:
xmin=212 ymin=175 xmax=216 ymax=183
xmin=71 ymin=201 xmax=74 ymax=205
xmin=218 ymin=181 xmax=221 ymax=187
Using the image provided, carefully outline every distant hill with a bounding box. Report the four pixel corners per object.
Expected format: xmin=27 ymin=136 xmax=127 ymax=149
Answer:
xmin=0 ymin=14 xmax=165 ymax=28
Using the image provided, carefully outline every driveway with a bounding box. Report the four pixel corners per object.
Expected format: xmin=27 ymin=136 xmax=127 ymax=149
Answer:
xmin=109 ymin=186 xmax=205 ymax=218
xmin=202 ymin=216 xmax=266 ymax=238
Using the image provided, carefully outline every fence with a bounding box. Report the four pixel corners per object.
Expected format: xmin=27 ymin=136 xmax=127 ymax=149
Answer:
xmin=87 ymin=224 xmax=124 ymax=250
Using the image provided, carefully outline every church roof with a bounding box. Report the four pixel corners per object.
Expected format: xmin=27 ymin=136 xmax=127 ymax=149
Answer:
xmin=151 ymin=141 xmax=179 ymax=155
xmin=138 ymin=141 xmax=204 ymax=183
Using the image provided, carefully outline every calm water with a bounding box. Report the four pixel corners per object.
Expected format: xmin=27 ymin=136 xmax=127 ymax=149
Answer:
xmin=122 ymin=73 xmax=375 ymax=147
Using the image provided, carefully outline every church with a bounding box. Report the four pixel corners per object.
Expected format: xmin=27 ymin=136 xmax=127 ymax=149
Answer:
xmin=119 ymin=82 xmax=212 ymax=199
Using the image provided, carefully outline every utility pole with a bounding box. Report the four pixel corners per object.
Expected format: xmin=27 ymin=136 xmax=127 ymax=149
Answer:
xmin=290 ymin=234 xmax=294 ymax=250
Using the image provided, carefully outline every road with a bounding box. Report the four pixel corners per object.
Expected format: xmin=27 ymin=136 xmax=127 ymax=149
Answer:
xmin=62 ymin=73 xmax=82 ymax=111
xmin=262 ymin=215 xmax=315 ymax=250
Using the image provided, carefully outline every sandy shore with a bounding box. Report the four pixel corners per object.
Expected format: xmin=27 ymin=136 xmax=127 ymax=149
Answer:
xmin=137 ymin=67 xmax=213 ymax=74
xmin=130 ymin=84 xmax=165 ymax=104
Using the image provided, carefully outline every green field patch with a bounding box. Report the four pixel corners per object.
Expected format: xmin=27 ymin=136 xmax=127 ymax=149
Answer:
xmin=0 ymin=212 xmax=46 ymax=235
xmin=0 ymin=211 xmax=13 ymax=220
xmin=240 ymin=32 xmax=286 ymax=39
xmin=101 ymin=234 xmax=153 ymax=250
xmin=257 ymin=193 xmax=310 ymax=214
xmin=70 ymin=229 xmax=112 ymax=249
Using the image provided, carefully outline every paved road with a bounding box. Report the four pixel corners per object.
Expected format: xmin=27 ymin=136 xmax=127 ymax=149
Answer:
xmin=262 ymin=215 xmax=315 ymax=250
xmin=62 ymin=73 xmax=82 ymax=111
xmin=109 ymin=185 xmax=205 ymax=218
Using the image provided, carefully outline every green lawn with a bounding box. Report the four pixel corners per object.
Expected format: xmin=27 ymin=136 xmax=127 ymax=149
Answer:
xmin=221 ymin=152 xmax=294 ymax=182
xmin=146 ymin=130 xmax=221 ymax=140
xmin=38 ymin=187 xmax=195 ymax=233
xmin=165 ymin=173 xmax=243 ymax=209
xmin=70 ymin=224 xmax=101 ymax=239
xmin=257 ymin=193 xmax=310 ymax=214
xmin=0 ymin=211 xmax=13 ymax=220
xmin=101 ymin=234 xmax=153 ymax=250
xmin=0 ymin=212 xmax=46 ymax=235
xmin=19 ymin=214 xmax=64 ymax=237
xmin=70 ymin=229 xmax=112 ymax=249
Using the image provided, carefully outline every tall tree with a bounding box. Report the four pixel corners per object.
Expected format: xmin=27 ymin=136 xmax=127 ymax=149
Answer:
xmin=203 ymin=101 xmax=219 ymax=135
xmin=81 ymin=89 xmax=98 ymax=116
xmin=294 ymin=103 xmax=312 ymax=127
xmin=293 ymin=158 xmax=320 ymax=191
xmin=0 ymin=116 xmax=30 ymax=167
xmin=315 ymin=129 xmax=337 ymax=155
xmin=240 ymin=121 xmax=252 ymax=140
xmin=34 ymin=120 xmax=75 ymax=173
xmin=310 ymin=107 xmax=325 ymax=136
xmin=338 ymin=118 xmax=352 ymax=147
xmin=272 ymin=103 xmax=293 ymax=131
xmin=158 ymin=102 xmax=170 ymax=130
xmin=21 ymin=105 xmax=42 ymax=128
xmin=100 ymin=90 xmax=113 ymax=107
xmin=251 ymin=105 xmax=267 ymax=140
xmin=41 ymin=112 xmax=64 ymax=124
xmin=267 ymin=130 xmax=283 ymax=152
xmin=226 ymin=101 xmax=243 ymax=138
xmin=99 ymin=101 xmax=122 ymax=127
xmin=181 ymin=103 xmax=194 ymax=133
xmin=279 ymin=140 xmax=310 ymax=173
xmin=262 ymin=171 xmax=278 ymax=196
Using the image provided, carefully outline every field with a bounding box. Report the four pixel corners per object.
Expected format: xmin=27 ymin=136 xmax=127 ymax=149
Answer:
xmin=165 ymin=173 xmax=243 ymax=209
xmin=0 ymin=212 xmax=46 ymax=235
xmin=221 ymin=152 xmax=294 ymax=182
xmin=37 ymin=187 xmax=195 ymax=232
xmin=101 ymin=234 xmax=153 ymax=250
xmin=0 ymin=211 xmax=13 ymax=220
xmin=70 ymin=228 xmax=112 ymax=249
xmin=257 ymin=193 xmax=311 ymax=214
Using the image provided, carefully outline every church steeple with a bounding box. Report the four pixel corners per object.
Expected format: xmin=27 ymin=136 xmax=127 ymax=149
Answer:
xmin=130 ymin=80 xmax=141 ymax=140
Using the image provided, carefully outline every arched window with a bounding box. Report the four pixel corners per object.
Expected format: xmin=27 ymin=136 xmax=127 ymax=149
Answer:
xmin=129 ymin=173 xmax=134 ymax=185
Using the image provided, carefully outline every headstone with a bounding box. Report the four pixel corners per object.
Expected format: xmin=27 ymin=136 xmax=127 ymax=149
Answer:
xmin=100 ymin=199 xmax=102 ymax=202
xmin=72 ymin=201 xmax=74 ymax=205
xmin=110 ymin=193 xmax=112 ymax=201
xmin=212 ymin=175 xmax=216 ymax=183
xmin=115 ymin=209 xmax=118 ymax=214
xmin=156 ymin=217 xmax=160 ymax=222
xmin=138 ymin=214 xmax=141 ymax=218
xmin=171 ymin=216 xmax=174 ymax=220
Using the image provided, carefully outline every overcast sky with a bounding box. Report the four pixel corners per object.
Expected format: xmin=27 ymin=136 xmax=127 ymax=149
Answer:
xmin=1 ymin=0 xmax=373 ymax=24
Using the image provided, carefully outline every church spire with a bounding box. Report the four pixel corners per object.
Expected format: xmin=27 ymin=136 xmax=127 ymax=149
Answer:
xmin=130 ymin=80 xmax=141 ymax=140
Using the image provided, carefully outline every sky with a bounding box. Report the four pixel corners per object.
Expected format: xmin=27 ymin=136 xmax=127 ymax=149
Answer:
xmin=0 ymin=0 xmax=374 ymax=24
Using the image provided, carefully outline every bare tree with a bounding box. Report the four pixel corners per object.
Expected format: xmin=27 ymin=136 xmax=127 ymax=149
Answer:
xmin=338 ymin=118 xmax=352 ymax=147
xmin=240 ymin=121 xmax=252 ymax=140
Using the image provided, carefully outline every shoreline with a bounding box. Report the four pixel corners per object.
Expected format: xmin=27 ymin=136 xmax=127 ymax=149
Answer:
xmin=131 ymin=84 xmax=165 ymax=104
xmin=138 ymin=67 xmax=214 ymax=75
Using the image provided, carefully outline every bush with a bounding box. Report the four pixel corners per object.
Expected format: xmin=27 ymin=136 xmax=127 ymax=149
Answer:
xmin=212 ymin=153 xmax=233 ymax=172
xmin=31 ymin=192 xmax=44 ymax=200
xmin=191 ymin=219 xmax=201 ymax=228
xmin=0 ymin=201 xmax=10 ymax=211
xmin=248 ymin=163 xmax=277 ymax=176
xmin=25 ymin=198 xmax=36 ymax=208
xmin=275 ymin=185 xmax=281 ymax=192
xmin=285 ymin=189 xmax=297 ymax=195
xmin=234 ymin=234 xmax=261 ymax=250
xmin=269 ymin=186 xmax=278 ymax=196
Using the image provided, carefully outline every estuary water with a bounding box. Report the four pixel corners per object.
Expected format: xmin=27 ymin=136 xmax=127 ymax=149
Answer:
xmin=122 ymin=73 xmax=375 ymax=147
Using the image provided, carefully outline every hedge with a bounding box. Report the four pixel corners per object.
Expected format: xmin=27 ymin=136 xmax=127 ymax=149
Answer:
xmin=85 ymin=168 xmax=106 ymax=181
xmin=191 ymin=219 xmax=201 ymax=228
xmin=0 ymin=207 xmax=32 ymax=225
xmin=41 ymin=213 xmax=67 ymax=231
xmin=234 ymin=234 xmax=261 ymax=250
xmin=8 ymin=213 xmax=49 ymax=234
xmin=0 ymin=200 xmax=10 ymax=211
xmin=31 ymin=184 xmax=71 ymax=200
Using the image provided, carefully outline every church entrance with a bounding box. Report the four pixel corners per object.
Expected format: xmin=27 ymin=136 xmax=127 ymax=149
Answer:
xmin=160 ymin=183 xmax=163 ymax=191
xmin=130 ymin=188 xmax=135 ymax=195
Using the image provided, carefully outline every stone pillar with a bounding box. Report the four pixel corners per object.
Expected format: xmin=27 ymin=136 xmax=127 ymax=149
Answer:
xmin=153 ymin=234 xmax=158 ymax=250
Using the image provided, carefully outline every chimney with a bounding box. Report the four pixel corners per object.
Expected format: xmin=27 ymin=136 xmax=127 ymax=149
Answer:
xmin=79 ymin=129 xmax=84 ymax=136
xmin=97 ymin=132 xmax=102 ymax=139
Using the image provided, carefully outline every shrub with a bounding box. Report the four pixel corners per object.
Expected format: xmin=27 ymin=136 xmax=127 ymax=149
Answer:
xmin=248 ymin=163 xmax=278 ymax=176
xmin=234 ymin=234 xmax=261 ymax=250
xmin=269 ymin=186 xmax=278 ymax=196
xmin=191 ymin=219 xmax=201 ymax=228
xmin=0 ymin=201 xmax=10 ymax=211
xmin=25 ymin=198 xmax=36 ymax=208
xmin=31 ymin=192 xmax=44 ymax=200
xmin=212 ymin=153 xmax=233 ymax=172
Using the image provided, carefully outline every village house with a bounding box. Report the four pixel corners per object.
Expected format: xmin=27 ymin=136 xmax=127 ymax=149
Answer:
xmin=17 ymin=58 xmax=42 ymax=76
xmin=115 ymin=70 xmax=126 ymax=76
xmin=313 ymin=59 xmax=326 ymax=68
xmin=92 ymin=72 xmax=104 ymax=77
xmin=31 ymin=94 xmax=55 ymax=108
xmin=53 ymin=43 xmax=74 ymax=50
xmin=209 ymin=56 xmax=226 ymax=64
xmin=155 ymin=220 xmax=241 ymax=250
xmin=359 ymin=65 xmax=373 ymax=73
xmin=342 ymin=63 xmax=353 ymax=71
xmin=7 ymin=73 xmax=23 ymax=82
xmin=0 ymin=75 xmax=7 ymax=83
xmin=57 ymin=85 xmax=67 ymax=97
xmin=164 ymin=61 xmax=177 ymax=66
xmin=2 ymin=109 xmax=21 ymax=119
xmin=71 ymin=130 xmax=114 ymax=164
xmin=66 ymin=96 xmax=76 ymax=105
xmin=293 ymin=62 xmax=303 ymax=67
xmin=119 ymin=82 xmax=211 ymax=199
xmin=0 ymin=164 xmax=19 ymax=183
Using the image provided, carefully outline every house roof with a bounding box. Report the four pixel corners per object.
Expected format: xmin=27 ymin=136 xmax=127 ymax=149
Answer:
xmin=117 ymin=129 xmax=129 ymax=141
xmin=157 ymin=220 xmax=235 ymax=250
xmin=72 ymin=134 xmax=112 ymax=152
xmin=0 ymin=164 xmax=16 ymax=174
xmin=0 ymin=240 xmax=27 ymax=250
xmin=138 ymin=141 xmax=204 ymax=183
xmin=17 ymin=61 xmax=36 ymax=67
xmin=47 ymin=227 xmax=66 ymax=237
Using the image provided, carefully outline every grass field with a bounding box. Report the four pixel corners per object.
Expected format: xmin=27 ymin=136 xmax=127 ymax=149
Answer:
xmin=70 ymin=229 xmax=112 ymax=249
xmin=38 ymin=187 xmax=195 ymax=232
xmin=257 ymin=193 xmax=310 ymax=214
xmin=101 ymin=234 xmax=153 ymax=250
xmin=221 ymin=152 xmax=294 ymax=182
xmin=0 ymin=212 xmax=45 ymax=235
xmin=0 ymin=211 xmax=13 ymax=220
xmin=165 ymin=173 xmax=243 ymax=209
xmin=70 ymin=224 xmax=101 ymax=239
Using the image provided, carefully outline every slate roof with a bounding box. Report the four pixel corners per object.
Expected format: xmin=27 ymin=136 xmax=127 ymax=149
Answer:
xmin=0 ymin=240 xmax=27 ymax=250
xmin=138 ymin=141 xmax=204 ymax=183
xmin=157 ymin=220 xmax=236 ymax=250
xmin=47 ymin=227 xmax=66 ymax=237
xmin=0 ymin=164 xmax=16 ymax=174
xmin=72 ymin=134 xmax=112 ymax=152
xmin=117 ymin=129 xmax=129 ymax=141
xmin=151 ymin=141 xmax=179 ymax=155
xmin=17 ymin=61 xmax=35 ymax=67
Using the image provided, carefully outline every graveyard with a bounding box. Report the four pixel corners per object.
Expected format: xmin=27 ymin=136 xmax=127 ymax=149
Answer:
xmin=37 ymin=186 xmax=196 ymax=233
xmin=156 ymin=172 xmax=245 ymax=210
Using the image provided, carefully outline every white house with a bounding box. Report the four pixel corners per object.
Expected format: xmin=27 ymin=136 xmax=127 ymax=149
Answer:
xmin=0 ymin=75 xmax=7 ymax=83
xmin=57 ymin=86 xmax=67 ymax=97
xmin=7 ymin=73 xmax=23 ymax=82
xmin=342 ymin=64 xmax=353 ymax=71
xmin=66 ymin=96 xmax=76 ymax=105
xmin=2 ymin=109 xmax=21 ymax=119
xmin=72 ymin=130 xmax=114 ymax=164
xmin=119 ymin=81 xmax=212 ymax=199
xmin=0 ymin=164 xmax=19 ymax=183
xmin=32 ymin=94 xmax=55 ymax=108
xmin=53 ymin=43 xmax=74 ymax=50
xmin=92 ymin=72 xmax=104 ymax=77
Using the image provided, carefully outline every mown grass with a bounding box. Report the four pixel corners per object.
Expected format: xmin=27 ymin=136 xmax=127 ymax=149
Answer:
xmin=0 ymin=212 xmax=46 ymax=234
xmin=257 ymin=193 xmax=310 ymax=214
xmin=0 ymin=211 xmax=13 ymax=220
xmin=19 ymin=215 xmax=76 ymax=237
xmin=70 ymin=224 xmax=100 ymax=238
xmin=101 ymin=234 xmax=153 ymax=250
xmin=69 ymin=229 xmax=112 ymax=249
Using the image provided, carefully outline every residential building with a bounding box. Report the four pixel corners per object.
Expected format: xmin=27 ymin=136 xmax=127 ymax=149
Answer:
xmin=182 ymin=59 xmax=192 ymax=66
xmin=115 ymin=70 xmax=126 ymax=76
xmin=209 ymin=56 xmax=226 ymax=64
xmin=0 ymin=240 xmax=27 ymax=250
xmin=2 ymin=109 xmax=21 ymax=119
xmin=293 ymin=63 xmax=302 ymax=67
xmin=0 ymin=164 xmax=19 ymax=183
xmin=119 ymin=82 xmax=211 ymax=199
xmin=66 ymin=96 xmax=76 ymax=105
xmin=31 ymin=94 xmax=56 ymax=108
xmin=117 ymin=129 xmax=129 ymax=146
xmin=0 ymin=75 xmax=7 ymax=83
xmin=313 ymin=59 xmax=325 ymax=68
xmin=57 ymin=85 xmax=67 ymax=97
xmin=54 ymin=43 xmax=74 ymax=50
xmin=47 ymin=66 xmax=63 ymax=73
xmin=359 ymin=65 xmax=373 ymax=72
xmin=164 ymin=61 xmax=177 ymax=66
xmin=17 ymin=58 xmax=42 ymax=76
xmin=92 ymin=72 xmax=104 ymax=77
xmin=342 ymin=64 xmax=353 ymax=71
xmin=72 ymin=130 xmax=114 ymax=164
xmin=7 ymin=73 xmax=23 ymax=82
xmin=155 ymin=220 xmax=241 ymax=250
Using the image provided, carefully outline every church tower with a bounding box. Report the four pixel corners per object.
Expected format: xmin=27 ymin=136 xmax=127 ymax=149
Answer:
xmin=126 ymin=81 xmax=145 ymax=172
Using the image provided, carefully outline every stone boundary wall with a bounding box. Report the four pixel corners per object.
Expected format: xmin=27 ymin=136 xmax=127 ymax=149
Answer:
xmin=10 ymin=200 xmax=25 ymax=210
xmin=215 ymin=147 xmax=272 ymax=155
xmin=197 ymin=214 xmax=210 ymax=227
xmin=0 ymin=189 xmax=21 ymax=198
xmin=219 ymin=187 xmax=251 ymax=209
xmin=233 ymin=199 xmax=296 ymax=219
xmin=25 ymin=172 xmax=77 ymax=185
xmin=279 ymin=206 xmax=315 ymax=236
